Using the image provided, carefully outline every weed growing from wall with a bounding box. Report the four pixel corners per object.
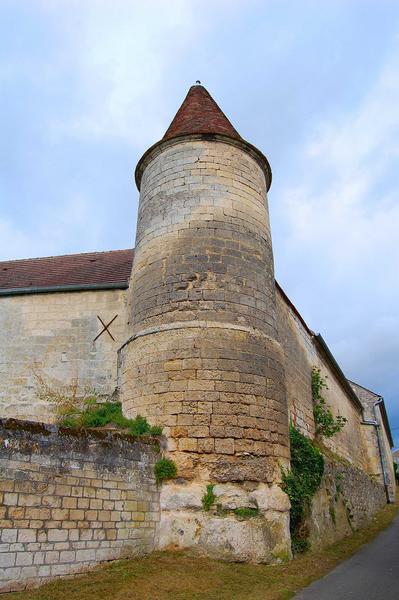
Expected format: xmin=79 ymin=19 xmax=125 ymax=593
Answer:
xmin=312 ymin=368 xmax=347 ymax=438
xmin=60 ymin=400 xmax=162 ymax=437
xmin=202 ymin=484 xmax=216 ymax=511
xmin=32 ymin=365 xmax=97 ymax=418
xmin=154 ymin=458 xmax=177 ymax=483
xmin=282 ymin=425 xmax=324 ymax=553
xmin=200 ymin=485 xmax=259 ymax=519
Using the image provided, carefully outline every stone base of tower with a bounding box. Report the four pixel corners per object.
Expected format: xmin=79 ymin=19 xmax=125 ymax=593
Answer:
xmin=119 ymin=322 xmax=291 ymax=562
xmin=119 ymin=322 xmax=290 ymax=482
xmin=157 ymin=481 xmax=291 ymax=563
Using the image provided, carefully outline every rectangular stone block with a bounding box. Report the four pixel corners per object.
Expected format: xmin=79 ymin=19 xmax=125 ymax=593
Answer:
xmin=214 ymin=438 xmax=235 ymax=454
xmin=0 ymin=553 xmax=16 ymax=568
xmin=17 ymin=529 xmax=36 ymax=543
xmin=178 ymin=438 xmax=198 ymax=452
xmin=47 ymin=530 xmax=68 ymax=542
xmin=1 ymin=530 xmax=17 ymax=543
xmin=3 ymin=493 xmax=18 ymax=505
xmin=16 ymin=552 xmax=33 ymax=566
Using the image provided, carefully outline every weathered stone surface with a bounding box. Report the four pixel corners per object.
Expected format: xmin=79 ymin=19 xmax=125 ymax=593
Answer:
xmin=120 ymin=138 xmax=289 ymax=485
xmin=160 ymin=482 xmax=204 ymax=510
xmin=0 ymin=289 xmax=129 ymax=422
xmin=157 ymin=480 xmax=291 ymax=562
xmin=213 ymin=484 xmax=254 ymax=510
xmin=249 ymin=483 xmax=291 ymax=513
xmin=307 ymin=456 xmax=386 ymax=550
xmin=0 ymin=419 xmax=160 ymax=593
xmin=160 ymin=480 xmax=291 ymax=514
xmin=158 ymin=509 xmax=291 ymax=563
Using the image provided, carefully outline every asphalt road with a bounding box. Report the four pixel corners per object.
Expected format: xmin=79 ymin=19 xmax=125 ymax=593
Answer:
xmin=293 ymin=514 xmax=399 ymax=600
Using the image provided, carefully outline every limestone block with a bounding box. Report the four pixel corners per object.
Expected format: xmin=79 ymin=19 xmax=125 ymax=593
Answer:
xmin=158 ymin=510 xmax=291 ymax=563
xmin=213 ymin=484 xmax=256 ymax=510
xmin=249 ymin=484 xmax=290 ymax=513
xmin=160 ymin=482 xmax=204 ymax=510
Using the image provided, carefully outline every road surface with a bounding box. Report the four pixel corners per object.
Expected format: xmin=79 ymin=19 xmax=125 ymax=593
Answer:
xmin=293 ymin=514 xmax=399 ymax=600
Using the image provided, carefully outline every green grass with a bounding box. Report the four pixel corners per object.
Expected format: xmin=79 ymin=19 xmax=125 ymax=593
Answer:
xmin=61 ymin=401 xmax=162 ymax=437
xmin=6 ymin=500 xmax=398 ymax=600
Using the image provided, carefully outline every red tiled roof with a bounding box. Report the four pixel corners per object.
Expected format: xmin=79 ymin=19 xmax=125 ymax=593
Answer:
xmin=163 ymin=84 xmax=241 ymax=141
xmin=0 ymin=249 xmax=133 ymax=292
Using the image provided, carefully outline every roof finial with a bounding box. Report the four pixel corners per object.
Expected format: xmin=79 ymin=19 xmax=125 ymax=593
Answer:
xmin=195 ymin=80 xmax=201 ymax=85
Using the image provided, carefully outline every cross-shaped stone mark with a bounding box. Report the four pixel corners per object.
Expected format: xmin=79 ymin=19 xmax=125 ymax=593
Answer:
xmin=93 ymin=315 xmax=118 ymax=342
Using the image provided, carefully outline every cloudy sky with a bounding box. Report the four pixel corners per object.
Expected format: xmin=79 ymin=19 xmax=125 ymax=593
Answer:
xmin=0 ymin=1 xmax=398 ymax=446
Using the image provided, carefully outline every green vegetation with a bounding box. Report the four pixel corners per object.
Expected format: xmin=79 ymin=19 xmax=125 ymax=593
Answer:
xmin=394 ymin=462 xmax=399 ymax=482
xmin=60 ymin=400 xmax=162 ymax=437
xmin=200 ymin=486 xmax=259 ymax=519
xmin=33 ymin=371 xmax=163 ymax=438
xmin=312 ymin=368 xmax=347 ymax=438
xmin=202 ymin=484 xmax=216 ymax=511
xmin=7 ymin=500 xmax=398 ymax=600
xmin=154 ymin=458 xmax=177 ymax=483
xmin=233 ymin=507 xmax=259 ymax=519
xmin=281 ymin=425 xmax=324 ymax=553
xmin=283 ymin=368 xmax=350 ymax=554
xmin=200 ymin=485 xmax=259 ymax=518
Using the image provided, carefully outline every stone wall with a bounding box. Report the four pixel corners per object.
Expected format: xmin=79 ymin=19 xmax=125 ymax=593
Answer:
xmin=276 ymin=290 xmax=316 ymax=439
xmin=307 ymin=454 xmax=386 ymax=550
xmin=0 ymin=419 xmax=160 ymax=593
xmin=0 ymin=289 xmax=129 ymax=422
xmin=276 ymin=289 xmax=369 ymax=471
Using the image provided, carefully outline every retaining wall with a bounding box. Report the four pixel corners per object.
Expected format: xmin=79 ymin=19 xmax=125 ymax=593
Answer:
xmin=0 ymin=419 xmax=160 ymax=593
xmin=307 ymin=453 xmax=386 ymax=550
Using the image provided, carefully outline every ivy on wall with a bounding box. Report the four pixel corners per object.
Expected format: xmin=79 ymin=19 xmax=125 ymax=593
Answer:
xmin=283 ymin=368 xmax=350 ymax=553
xmin=282 ymin=425 xmax=324 ymax=553
xmin=312 ymin=368 xmax=347 ymax=438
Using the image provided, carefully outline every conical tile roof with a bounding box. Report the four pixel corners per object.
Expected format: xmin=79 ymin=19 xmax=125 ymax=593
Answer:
xmin=163 ymin=84 xmax=241 ymax=141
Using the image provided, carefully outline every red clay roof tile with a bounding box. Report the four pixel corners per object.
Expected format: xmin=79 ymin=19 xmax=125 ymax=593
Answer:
xmin=0 ymin=249 xmax=133 ymax=291
xmin=163 ymin=84 xmax=241 ymax=141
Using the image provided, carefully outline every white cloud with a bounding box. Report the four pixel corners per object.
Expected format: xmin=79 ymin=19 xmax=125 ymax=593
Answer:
xmin=43 ymin=1 xmax=214 ymax=146
xmin=280 ymin=36 xmax=399 ymax=291
xmin=0 ymin=218 xmax=39 ymax=261
xmin=275 ymin=35 xmax=399 ymax=416
xmin=0 ymin=193 xmax=104 ymax=261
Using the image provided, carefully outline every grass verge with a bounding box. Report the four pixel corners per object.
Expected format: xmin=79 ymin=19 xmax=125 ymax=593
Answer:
xmin=6 ymin=500 xmax=398 ymax=600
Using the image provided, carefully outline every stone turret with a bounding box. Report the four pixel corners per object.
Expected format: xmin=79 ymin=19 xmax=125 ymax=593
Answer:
xmin=119 ymin=84 xmax=290 ymax=561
